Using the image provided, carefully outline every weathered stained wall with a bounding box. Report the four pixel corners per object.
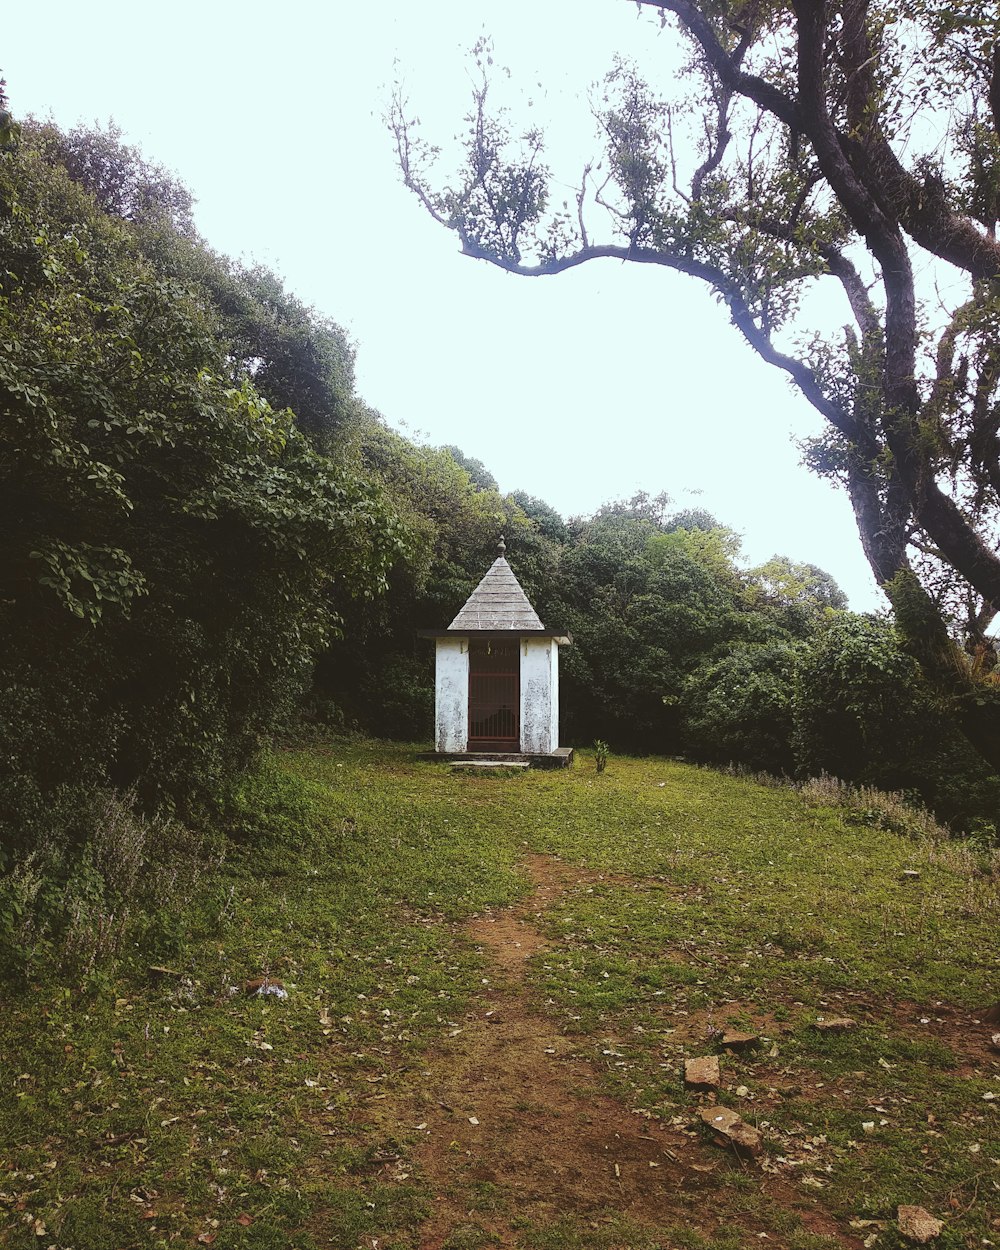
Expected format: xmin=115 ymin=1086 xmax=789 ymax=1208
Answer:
xmin=435 ymin=637 xmax=468 ymax=752
xmin=520 ymin=636 xmax=559 ymax=754
xmin=548 ymin=638 xmax=560 ymax=750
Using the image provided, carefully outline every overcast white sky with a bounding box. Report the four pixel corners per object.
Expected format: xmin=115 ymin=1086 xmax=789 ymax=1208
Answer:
xmin=5 ymin=1 xmax=885 ymax=610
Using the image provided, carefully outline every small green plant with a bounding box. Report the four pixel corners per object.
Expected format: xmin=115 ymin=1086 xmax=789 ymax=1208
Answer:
xmin=593 ymin=739 xmax=610 ymax=774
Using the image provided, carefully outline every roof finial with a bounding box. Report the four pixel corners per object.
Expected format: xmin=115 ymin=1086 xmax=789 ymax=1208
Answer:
xmin=497 ymin=534 xmax=507 ymax=555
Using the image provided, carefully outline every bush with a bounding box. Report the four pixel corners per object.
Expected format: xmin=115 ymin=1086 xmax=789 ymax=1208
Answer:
xmin=0 ymin=133 xmax=403 ymax=845
xmin=793 ymin=615 xmax=1000 ymax=829
xmin=683 ymin=640 xmax=802 ymax=772
xmin=799 ymin=773 xmax=948 ymax=841
xmin=222 ymin=759 xmax=329 ymax=849
xmin=0 ymin=790 xmax=212 ymax=986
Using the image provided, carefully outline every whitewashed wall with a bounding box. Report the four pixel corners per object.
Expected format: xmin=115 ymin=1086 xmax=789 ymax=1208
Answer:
xmin=549 ymin=639 xmax=560 ymax=750
xmin=434 ymin=637 xmax=468 ymax=752
xmin=520 ymin=637 xmax=559 ymax=754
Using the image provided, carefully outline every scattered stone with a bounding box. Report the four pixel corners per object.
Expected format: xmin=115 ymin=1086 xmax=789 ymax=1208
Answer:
xmin=698 ymin=1105 xmax=762 ymax=1157
xmin=244 ymin=977 xmax=288 ymax=999
xmin=897 ymin=1204 xmax=943 ymax=1243
xmin=813 ymin=1016 xmax=857 ymax=1033
xmin=989 ymin=1032 xmax=1000 ymax=1053
xmin=720 ymin=1029 xmax=760 ymax=1051
xmin=900 ymin=869 xmax=922 ymax=881
xmin=684 ymin=1056 xmax=721 ymax=1090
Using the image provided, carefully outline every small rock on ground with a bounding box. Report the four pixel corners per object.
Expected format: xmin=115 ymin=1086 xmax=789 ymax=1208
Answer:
xmin=814 ymin=1016 xmax=857 ymax=1032
xmin=684 ymin=1056 xmax=721 ymax=1090
xmin=720 ymin=1029 xmax=760 ymax=1050
xmin=244 ymin=977 xmax=287 ymax=998
xmin=897 ymin=1205 xmax=943 ymax=1243
xmin=698 ymin=1105 xmax=762 ymax=1157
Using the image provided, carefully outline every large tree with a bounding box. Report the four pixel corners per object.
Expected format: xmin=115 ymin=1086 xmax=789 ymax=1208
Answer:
xmin=391 ymin=2 xmax=1000 ymax=772
xmin=25 ymin=120 xmax=363 ymax=452
xmin=1 ymin=123 xmax=403 ymax=836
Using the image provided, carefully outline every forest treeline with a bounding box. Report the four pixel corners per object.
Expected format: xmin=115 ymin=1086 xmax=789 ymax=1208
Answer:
xmin=1 ymin=114 xmax=996 ymax=978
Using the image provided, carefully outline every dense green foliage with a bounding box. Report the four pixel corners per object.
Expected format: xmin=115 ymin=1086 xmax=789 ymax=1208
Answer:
xmin=547 ymin=499 xmax=998 ymax=827
xmin=0 ymin=125 xmax=403 ymax=856
xmin=794 ymin=616 xmax=1000 ymax=830
xmin=2 ymin=103 xmax=995 ymax=993
xmin=392 ymin=3 xmax=1000 ymax=776
xmin=318 ymin=473 xmax=997 ymax=828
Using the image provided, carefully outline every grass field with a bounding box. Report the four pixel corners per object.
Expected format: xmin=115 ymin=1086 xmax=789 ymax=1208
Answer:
xmin=2 ymin=740 xmax=998 ymax=1249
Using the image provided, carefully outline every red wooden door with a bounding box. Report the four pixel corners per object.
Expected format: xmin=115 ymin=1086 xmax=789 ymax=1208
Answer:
xmin=468 ymin=640 xmax=519 ymax=751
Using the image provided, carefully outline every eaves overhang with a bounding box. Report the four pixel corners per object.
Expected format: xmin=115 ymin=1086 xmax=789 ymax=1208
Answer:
xmin=417 ymin=628 xmax=572 ymax=645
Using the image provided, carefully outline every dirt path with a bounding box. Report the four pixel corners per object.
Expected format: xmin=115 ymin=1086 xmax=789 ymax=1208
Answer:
xmin=376 ymin=854 xmax=861 ymax=1250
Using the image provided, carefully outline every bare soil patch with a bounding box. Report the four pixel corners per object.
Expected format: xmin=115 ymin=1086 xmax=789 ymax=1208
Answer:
xmin=363 ymin=855 xmax=862 ymax=1249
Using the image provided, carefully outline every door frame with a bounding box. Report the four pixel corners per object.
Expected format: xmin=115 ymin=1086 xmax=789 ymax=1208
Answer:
xmin=467 ymin=636 xmax=520 ymax=752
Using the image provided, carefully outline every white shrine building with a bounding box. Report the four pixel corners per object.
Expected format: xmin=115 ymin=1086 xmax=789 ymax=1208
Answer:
xmin=419 ymin=539 xmax=572 ymax=765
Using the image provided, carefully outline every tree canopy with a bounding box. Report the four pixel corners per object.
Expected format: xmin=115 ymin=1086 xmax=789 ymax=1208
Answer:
xmin=391 ymin=1 xmax=1000 ymax=773
xmin=1 ymin=120 xmax=403 ymax=839
xmin=4 ymin=88 xmax=997 ymax=865
xmin=5 ymin=70 xmax=998 ymax=992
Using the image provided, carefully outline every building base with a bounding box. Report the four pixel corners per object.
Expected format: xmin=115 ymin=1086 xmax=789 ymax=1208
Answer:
xmin=419 ymin=747 xmax=574 ymax=770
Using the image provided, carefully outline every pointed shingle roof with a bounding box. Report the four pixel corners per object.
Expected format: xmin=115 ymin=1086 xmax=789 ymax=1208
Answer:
xmin=448 ymin=544 xmax=545 ymax=632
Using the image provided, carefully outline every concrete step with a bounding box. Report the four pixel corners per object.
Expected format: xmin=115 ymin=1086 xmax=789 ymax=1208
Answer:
xmin=450 ymin=760 xmax=530 ymax=771
xmin=419 ymin=747 xmax=574 ymax=770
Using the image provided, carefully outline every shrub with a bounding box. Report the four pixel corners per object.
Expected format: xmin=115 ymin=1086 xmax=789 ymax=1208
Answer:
xmin=793 ymin=615 xmax=1000 ymax=828
xmin=222 ymin=759 xmax=329 ymax=849
xmin=0 ymin=134 xmax=403 ymax=845
xmin=683 ymin=640 xmax=802 ymax=772
xmin=0 ymin=790 xmax=212 ymax=986
xmin=799 ymin=774 xmax=948 ymax=841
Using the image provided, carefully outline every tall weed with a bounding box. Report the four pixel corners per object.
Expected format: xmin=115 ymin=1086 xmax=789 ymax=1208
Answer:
xmin=0 ymin=789 xmax=213 ymax=987
xmin=799 ymin=773 xmax=948 ymax=841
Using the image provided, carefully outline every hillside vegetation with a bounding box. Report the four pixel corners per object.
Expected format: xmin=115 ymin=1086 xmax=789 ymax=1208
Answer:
xmin=3 ymin=106 xmax=999 ymax=899
xmin=2 ymin=742 xmax=997 ymax=1249
xmin=3 ymin=24 xmax=1000 ymax=1248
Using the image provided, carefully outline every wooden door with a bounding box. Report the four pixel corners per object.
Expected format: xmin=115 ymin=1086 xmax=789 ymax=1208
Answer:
xmin=468 ymin=640 xmax=519 ymax=752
